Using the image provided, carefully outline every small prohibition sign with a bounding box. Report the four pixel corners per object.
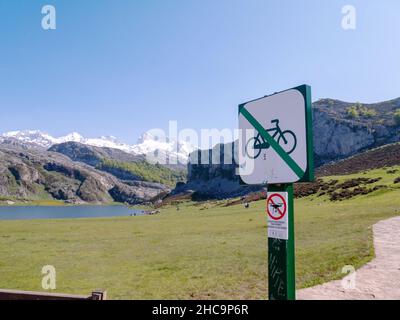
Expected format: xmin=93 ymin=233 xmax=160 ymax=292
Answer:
xmin=267 ymin=193 xmax=287 ymax=221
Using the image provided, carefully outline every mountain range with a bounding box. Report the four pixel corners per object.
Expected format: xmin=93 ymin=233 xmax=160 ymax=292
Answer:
xmin=0 ymin=130 xmax=196 ymax=166
xmin=1 ymin=96 xmax=400 ymax=204
xmin=0 ymin=139 xmax=186 ymax=205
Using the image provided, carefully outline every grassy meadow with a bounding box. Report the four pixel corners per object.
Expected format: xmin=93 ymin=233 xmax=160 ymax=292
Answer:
xmin=0 ymin=166 xmax=399 ymax=299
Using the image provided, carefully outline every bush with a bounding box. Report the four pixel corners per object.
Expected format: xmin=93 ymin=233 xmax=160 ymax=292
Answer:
xmin=394 ymin=109 xmax=400 ymax=126
xmin=347 ymin=106 xmax=359 ymax=119
xmin=363 ymin=108 xmax=377 ymax=118
xmin=346 ymin=103 xmax=377 ymax=119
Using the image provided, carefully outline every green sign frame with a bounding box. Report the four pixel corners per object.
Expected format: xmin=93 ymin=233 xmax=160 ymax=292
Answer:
xmin=238 ymin=84 xmax=314 ymax=184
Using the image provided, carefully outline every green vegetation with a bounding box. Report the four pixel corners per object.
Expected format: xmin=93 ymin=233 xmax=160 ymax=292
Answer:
xmin=313 ymin=166 xmax=400 ymax=201
xmin=96 ymin=159 xmax=186 ymax=187
xmin=0 ymin=182 xmax=66 ymax=206
xmin=346 ymin=105 xmax=359 ymax=119
xmin=0 ymin=166 xmax=399 ymax=299
xmin=0 ymin=199 xmax=125 ymax=207
xmin=394 ymin=109 xmax=400 ymax=126
xmin=0 ymin=199 xmax=66 ymax=206
xmin=320 ymin=166 xmax=399 ymax=188
xmin=346 ymin=102 xmax=377 ymax=119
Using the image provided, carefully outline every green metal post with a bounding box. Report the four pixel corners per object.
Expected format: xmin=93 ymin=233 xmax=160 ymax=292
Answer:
xmin=268 ymin=183 xmax=295 ymax=300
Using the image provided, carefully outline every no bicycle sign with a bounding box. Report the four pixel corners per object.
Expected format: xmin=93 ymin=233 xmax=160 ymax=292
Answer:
xmin=238 ymin=85 xmax=314 ymax=185
xmin=267 ymin=192 xmax=288 ymax=240
xmin=237 ymin=85 xmax=314 ymax=300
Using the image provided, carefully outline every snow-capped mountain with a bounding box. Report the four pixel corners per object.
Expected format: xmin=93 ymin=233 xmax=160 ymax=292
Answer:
xmin=131 ymin=132 xmax=196 ymax=165
xmin=0 ymin=130 xmax=196 ymax=165
xmin=1 ymin=130 xmax=62 ymax=148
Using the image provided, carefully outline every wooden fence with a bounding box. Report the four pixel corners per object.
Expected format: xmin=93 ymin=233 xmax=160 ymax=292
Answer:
xmin=0 ymin=289 xmax=107 ymax=300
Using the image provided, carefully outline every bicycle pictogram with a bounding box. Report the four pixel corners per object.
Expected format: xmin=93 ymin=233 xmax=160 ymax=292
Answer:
xmin=245 ymin=119 xmax=297 ymax=159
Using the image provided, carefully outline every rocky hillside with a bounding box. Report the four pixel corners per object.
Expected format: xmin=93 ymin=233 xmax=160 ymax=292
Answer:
xmin=172 ymin=142 xmax=248 ymax=200
xmin=313 ymin=98 xmax=400 ymax=165
xmin=49 ymin=142 xmax=145 ymax=167
xmin=174 ymin=97 xmax=400 ymax=199
xmin=50 ymin=142 xmax=186 ymax=187
xmin=0 ymin=144 xmax=169 ymax=205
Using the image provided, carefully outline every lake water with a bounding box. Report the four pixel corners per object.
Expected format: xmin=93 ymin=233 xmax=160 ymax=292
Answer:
xmin=0 ymin=206 xmax=144 ymax=221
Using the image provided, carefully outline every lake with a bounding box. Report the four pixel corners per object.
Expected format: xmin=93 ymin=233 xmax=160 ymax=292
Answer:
xmin=0 ymin=205 xmax=144 ymax=221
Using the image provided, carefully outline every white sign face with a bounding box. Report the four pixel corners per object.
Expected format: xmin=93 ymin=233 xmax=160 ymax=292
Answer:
xmin=238 ymin=87 xmax=311 ymax=185
xmin=267 ymin=191 xmax=288 ymax=240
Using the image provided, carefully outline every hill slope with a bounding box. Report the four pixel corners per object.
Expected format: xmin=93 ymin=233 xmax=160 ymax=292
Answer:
xmin=1 ymin=164 xmax=398 ymax=298
xmin=49 ymin=141 xmax=145 ymax=166
xmin=172 ymin=141 xmax=400 ymax=201
xmin=313 ymin=98 xmax=400 ymax=165
xmin=174 ymin=97 xmax=400 ymax=199
xmin=0 ymin=145 xmax=169 ymax=205
xmin=49 ymin=142 xmax=187 ymax=187
xmin=316 ymin=143 xmax=400 ymax=176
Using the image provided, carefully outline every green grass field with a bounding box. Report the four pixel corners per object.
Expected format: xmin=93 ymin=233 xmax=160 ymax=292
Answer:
xmin=0 ymin=166 xmax=399 ymax=299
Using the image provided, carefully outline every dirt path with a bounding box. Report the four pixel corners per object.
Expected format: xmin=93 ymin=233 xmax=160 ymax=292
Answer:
xmin=297 ymin=216 xmax=400 ymax=300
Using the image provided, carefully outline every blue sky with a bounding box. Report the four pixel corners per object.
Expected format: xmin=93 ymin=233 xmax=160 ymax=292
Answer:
xmin=0 ymin=0 xmax=399 ymax=143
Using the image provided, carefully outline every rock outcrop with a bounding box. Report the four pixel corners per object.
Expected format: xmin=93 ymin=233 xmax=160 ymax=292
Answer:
xmin=172 ymin=142 xmax=259 ymax=199
xmin=313 ymin=98 xmax=400 ymax=165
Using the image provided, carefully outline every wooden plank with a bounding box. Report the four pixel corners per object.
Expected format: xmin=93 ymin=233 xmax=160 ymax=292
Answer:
xmin=0 ymin=289 xmax=107 ymax=300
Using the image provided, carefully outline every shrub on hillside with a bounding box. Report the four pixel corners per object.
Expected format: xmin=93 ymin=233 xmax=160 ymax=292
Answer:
xmin=363 ymin=108 xmax=377 ymax=118
xmin=346 ymin=102 xmax=377 ymax=119
xmin=347 ymin=106 xmax=359 ymax=119
xmin=394 ymin=109 xmax=400 ymax=126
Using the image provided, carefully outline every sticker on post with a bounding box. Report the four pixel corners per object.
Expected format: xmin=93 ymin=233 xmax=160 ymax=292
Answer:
xmin=267 ymin=192 xmax=288 ymax=240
